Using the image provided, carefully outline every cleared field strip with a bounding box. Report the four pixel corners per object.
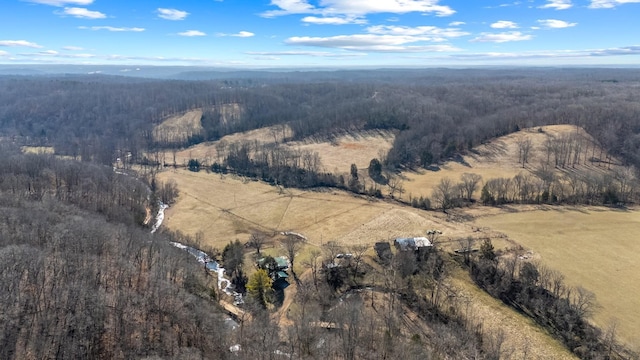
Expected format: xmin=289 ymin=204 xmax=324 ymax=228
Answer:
xmin=449 ymin=268 xmax=577 ymax=360
xmin=474 ymin=207 xmax=640 ymax=350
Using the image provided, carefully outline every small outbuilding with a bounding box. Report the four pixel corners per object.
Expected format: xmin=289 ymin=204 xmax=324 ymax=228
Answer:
xmin=394 ymin=237 xmax=433 ymax=251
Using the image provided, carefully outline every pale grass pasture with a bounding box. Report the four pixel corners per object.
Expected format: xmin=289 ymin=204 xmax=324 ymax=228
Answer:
xmin=157 ymin=127 xmax=392 ymax=176
xmin=156 ymin=168 xmax=469 ymax=250
xmin=449 ymin=267 xmax=577 ymax=359
xmin=284 ymin=130 xmax=395 ymax=174
xmin=474 ymin=207 xmax=640 ymax=350
xmin=153 ymin=109 xmax=203 ymax=143
xmin=21 ymin=146 xmax=55 ymax=154
xmin=157 ymin=125 xmax=293 ymax=166
xmin=402 ymin=125 xmax=625 ymax=201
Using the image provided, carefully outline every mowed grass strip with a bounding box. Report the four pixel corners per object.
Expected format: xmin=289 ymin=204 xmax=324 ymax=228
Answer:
xmin=474 ymin=207 xmax=640 ymax=350
xmin=449 ymin=268 xmax=578 ymax=359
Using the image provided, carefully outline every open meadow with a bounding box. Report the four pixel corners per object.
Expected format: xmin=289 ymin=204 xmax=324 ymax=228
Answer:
xmin=401 ymin=125 xmax=623 ymax=201
xmin=473 ymin=206 xmax=640 ymax=350
xmin=156 ymin=168 xmax=464 ymax=250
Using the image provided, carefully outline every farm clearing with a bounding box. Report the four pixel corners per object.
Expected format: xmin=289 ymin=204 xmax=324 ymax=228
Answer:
xmin=152 ymin=121 xmax=637 ymax=355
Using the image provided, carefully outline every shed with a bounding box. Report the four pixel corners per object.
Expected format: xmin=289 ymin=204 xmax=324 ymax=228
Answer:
xmin=394 ymin=237 xmax=433 ymax=251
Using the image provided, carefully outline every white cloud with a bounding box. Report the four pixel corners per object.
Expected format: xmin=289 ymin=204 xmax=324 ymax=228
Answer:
xmin=246 ymin=50 xmax=366 ymax=58
xmin=282 ymin=23 xmax=467 ymax=53
xmin=445 ymin=45 xmax=640 ymax=61
xmin=178 ymin=30 xmax=206 ymax=37
xmin=157 ymin=8 xmax=189 ymax=20
xmin=63 ymin=46 xmax=83 ymax=50
xmin=261 ymin=0 xmax=319 ymax=17
xmin=589 ymin=0 xmax=640 ymax=8
xmin=59 ymin=7 xmax=106 ymax=18
xmin=0 ymin=40 xmax=43 ymax=48
xmin=537 ymin=19 xmax=577 ymax=28
xmin=262 ymin=0 xmax=455 ymax=18
xmin=490 ymin=20 xmax=519 ymax=29
xmin=539 ymin=0 xmax=573 ymax=10
xmin=285 ymin=34 xmax=461 ymax=52
xmin=217 ymin=31 xmax=255 ymax=37
xmin=471 ymin=31 xmax=533 ymax=43
xmin=24 ymin=0 xmax=93 ymax=6
xmin=449 ymin=21 xmax=465 ymax=26
xmin=302 ymin=16 xmax=366 ymax=25
xmin=320 ymin=0 xmax=455 ymax=16
xmin=484 ymin=2 xmax=522 ymax=9
xmin=0 ymin=50 xmax=9 ymax=56
xmin=366 ymin=25 xmax=469 ymax=40
xmin=79 ymin=26 xmax=145 ymax=32
xmin=235 ymin=31 xmax=255 ymax=37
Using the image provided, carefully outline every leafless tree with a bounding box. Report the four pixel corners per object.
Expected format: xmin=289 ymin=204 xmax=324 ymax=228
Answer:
xmin=517 ymin=136 xmax=533 ymax=168
xmin=349 ymin=244 xmax=369 ymax=284
xmin=247 ymin=231 xmax=267 ymax=255
xmin=460 ymin=173 xmax=482 ymax=201
xmin=282 ymin=234 xmax=303 ymax=275
xmin=387 ymin=174 xmax=405 ymax=199
xmin=571 ymin=286 xmax=598 ymax=318
xmin=457 ymin=237 xmax=475 ymax=265
xmin=432 ymin=177 xmax=456 ymax=212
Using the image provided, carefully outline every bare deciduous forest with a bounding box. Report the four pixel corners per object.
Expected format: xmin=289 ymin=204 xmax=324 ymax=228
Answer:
xmin=1 ymin=68 xmax=639 ymax=359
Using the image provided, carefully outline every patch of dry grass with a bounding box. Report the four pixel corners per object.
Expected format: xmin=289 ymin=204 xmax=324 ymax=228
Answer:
xmin=474 ymin=206 xmax=640 ymax=350
xmin=284 ymin=130 xmax=395 ymax=174
xmin=154 ymin=124 xmax=293 ymax=167
xmin=21 ymin=146 xmax=55 ymax=154
xmin=153 ymin=109 xmax=203 ymax=143
xmin=449 ymin=267 xmax=577 ymax=359
xmin=403 ymin=125 xmax=625 ymax=202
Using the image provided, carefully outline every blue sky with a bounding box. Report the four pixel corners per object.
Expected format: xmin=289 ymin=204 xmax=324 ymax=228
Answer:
xmin=1 ymin=0 xmax=639 ymax=67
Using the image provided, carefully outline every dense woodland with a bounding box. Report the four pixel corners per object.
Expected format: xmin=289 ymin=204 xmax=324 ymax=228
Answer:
xmin=2 ymin=68 xmax=640 ymax=358
xmin=2 ymin=69 xmax=640 ymax=170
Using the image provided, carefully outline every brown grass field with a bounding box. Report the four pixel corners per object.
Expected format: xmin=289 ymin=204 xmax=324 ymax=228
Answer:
xmin=284 ymin=130 xmax=395 ymax=174
xmin=154 ymin=125 xmax=293 ymax=166
xmin=449 ymin=267 xmax=577 ymax=359
xmin=473 ymin=206 xmax=640 ymax=350
xmin=21 ymin=146 xmax=55 ymax=154
xmin=402 ymin=125 xmax=622 ymax=201
xmin=157 ymin=126 xmax=393 ymax=176
xmin=153 ymin=109 xmax=203 ymax=143
xmin=156 ymin=169 xmax=465 ymax=249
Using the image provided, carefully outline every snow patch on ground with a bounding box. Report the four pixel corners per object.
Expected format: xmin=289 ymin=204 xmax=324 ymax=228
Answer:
xmin=169 ymin=241 xmax=242 ymax=303
xmin=150 ymin=203 xmax=168 ymax=233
